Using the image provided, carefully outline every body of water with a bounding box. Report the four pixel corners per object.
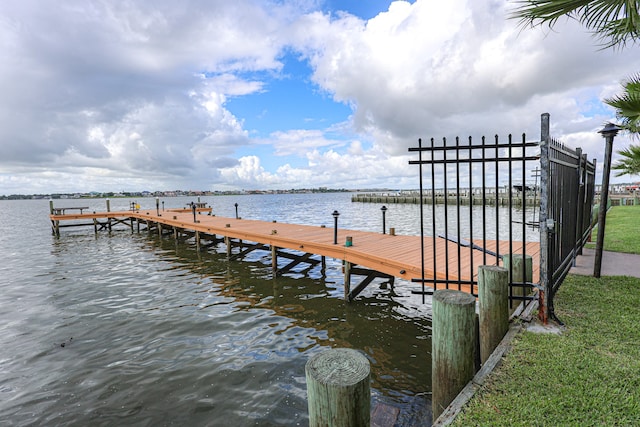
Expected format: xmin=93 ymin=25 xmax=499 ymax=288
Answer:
xmin=0 ymin=193 xmax=536 ymax=426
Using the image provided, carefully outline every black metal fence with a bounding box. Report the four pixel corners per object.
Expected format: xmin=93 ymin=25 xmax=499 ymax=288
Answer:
xmin=408 ymin=129 xmax=540 ymax=311
xmin=409 ymin=113 xmax=596 ymax=321
xmin=538 ymin=113 xmax=596 ymax=322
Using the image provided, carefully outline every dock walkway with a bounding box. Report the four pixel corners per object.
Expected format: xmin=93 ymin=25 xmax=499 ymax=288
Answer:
xmin=50 ymin=209 xmax=540 ymax=300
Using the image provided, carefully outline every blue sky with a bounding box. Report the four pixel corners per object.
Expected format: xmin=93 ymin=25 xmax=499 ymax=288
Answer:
xmin=0 ymin=0 xmax=639 ymax=195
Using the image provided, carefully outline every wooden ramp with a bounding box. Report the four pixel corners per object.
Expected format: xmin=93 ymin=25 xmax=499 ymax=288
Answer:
xmin=50 ymin=209 xmax=540 ymax=300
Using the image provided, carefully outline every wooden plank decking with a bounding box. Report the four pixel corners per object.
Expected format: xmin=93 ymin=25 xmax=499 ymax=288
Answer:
xmin=50 ymin=209 xmax=540 ymax=296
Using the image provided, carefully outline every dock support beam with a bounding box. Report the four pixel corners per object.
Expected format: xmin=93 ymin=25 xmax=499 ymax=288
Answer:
xmin=271 ymin=246 xmax=278 ymax=273
xmin=343 ymin=261 xmax=352 ymax=301
xmin=225 ymin=236 xmax=231 ymax=259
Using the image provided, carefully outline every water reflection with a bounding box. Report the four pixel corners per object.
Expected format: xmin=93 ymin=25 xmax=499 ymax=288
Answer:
xmin=154 ymin=236 xmax=433 ymax=401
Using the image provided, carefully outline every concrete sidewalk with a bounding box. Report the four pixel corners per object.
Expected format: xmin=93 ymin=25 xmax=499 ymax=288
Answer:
xmin=569 ymin=248 xmax=640 ymax=278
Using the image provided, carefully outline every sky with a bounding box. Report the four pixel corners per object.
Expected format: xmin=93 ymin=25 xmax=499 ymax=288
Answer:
xmin=1 ymin=0 xmax=640 ymax=195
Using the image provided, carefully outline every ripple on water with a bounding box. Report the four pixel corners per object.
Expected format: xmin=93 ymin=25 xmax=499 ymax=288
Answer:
xmin=0 ymin=197 xmax=435 ymax=426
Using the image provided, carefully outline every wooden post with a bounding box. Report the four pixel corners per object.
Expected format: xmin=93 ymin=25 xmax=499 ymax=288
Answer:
xmin=195 ymin=231 xmax=201 ymax=251
xmin=158 ymin=222 xmax=162 ymax=238
xmin=93 ymin=218 xmax=98 ymax=234
xmin=106 ymin=198 xmax=111 ymax=212
xmin=503 ymin=254 xmax=533 ymax=312
xmin=344 ymin=261 xmax=352 ymax=301
xmin=305 ymin=348 xmax=370 ymax=427
xmin=432 ymin=289 xmax=477 ymax=421
xmin=49 ymin=199 xmax=54 ymax=214
xmin=225 ymin=236 xmax=231 ymax=259
xmin=478 ymin=265 xmax=509 ymax=365
xmin=271 ymin=246 xmax=278 ymax=274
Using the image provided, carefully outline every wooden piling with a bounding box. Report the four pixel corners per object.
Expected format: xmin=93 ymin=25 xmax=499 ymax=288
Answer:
xmin=344 ymin=261 xmax=352 ymax=301
xmin=271 ymin=245 xmax=278 ymax=273
xmin=432 ymin=289 xmax=477 ymax=421
xmin=225 ymin=236 xmax=231 ymax=258
xmin=305 ymin=348 xmax=370 ymax=427
xmin=503 ymin=254 xmax=533 ymax=310
xmin=478 ymin=265 xmax=509 ymax=365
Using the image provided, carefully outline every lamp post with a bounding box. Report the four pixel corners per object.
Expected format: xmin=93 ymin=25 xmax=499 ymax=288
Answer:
xmin=156 ymin=197 xmax=160 ymax=216
xmin=332 ymin=210 xmax=340 ymax=244
xmin=235 ymin=203 xmax=239 ymax=219
xmin=162 ymin=201 xmax=165 ymax=211
xmin=381 ymin=205 xmax=387 ymax=234
xmin=594 ymin=122 xmax=621 ymax=278
xmin=192 ymin=202 xmax=197 ymax=223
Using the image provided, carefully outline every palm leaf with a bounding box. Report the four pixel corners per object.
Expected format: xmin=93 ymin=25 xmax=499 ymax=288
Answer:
xmin=511 ymin=0 xmax=640 ymax=48
xmin=612 ymin=144 xmax=640 ymax=176
xmin=605 ymin=73 xmax=640 ymax=136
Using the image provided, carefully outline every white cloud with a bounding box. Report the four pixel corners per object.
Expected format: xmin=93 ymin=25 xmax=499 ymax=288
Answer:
xmin=293 ymin=0 xmax=640 ymax=154
xmin=1 ymin=0 xmax=640 ymax=195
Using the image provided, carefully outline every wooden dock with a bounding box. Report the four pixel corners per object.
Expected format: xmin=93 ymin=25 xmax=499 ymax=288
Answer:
xmin=49 ymin=208 xmax=540 ymax=300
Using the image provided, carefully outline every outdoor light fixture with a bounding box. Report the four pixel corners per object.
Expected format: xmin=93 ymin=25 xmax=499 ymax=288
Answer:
xmin=235 ymin=203 xmax=239 ymax=219
xmin=381 ymin=205 xmax=387 ymax=234
xmin=156 ymin=197 xmax=160 ymax=216
xmin=332 ymin=210 xmax=340 ymax=244
xmin=594 ymin=122 xmax=622 ymax=278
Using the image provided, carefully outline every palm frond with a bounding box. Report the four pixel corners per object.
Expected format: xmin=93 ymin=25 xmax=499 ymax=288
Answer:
xmin=612 ymin=144 xmax=640 ymax=176
xmin=511 ymin=0 xmax=640 ymax=48
xmin=605 ymin=73 xmax=640 ymax=136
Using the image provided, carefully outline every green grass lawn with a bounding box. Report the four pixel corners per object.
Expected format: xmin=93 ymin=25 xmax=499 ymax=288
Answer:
xmin=451 ymin=205 xmax=640 ymax=426
xmin=587 ymin=205 xmax=640 ymax=254
xmin=452 ymin=275 xmax=640 ymax=426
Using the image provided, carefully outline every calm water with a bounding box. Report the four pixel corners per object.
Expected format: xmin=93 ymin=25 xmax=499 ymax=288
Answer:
xmin=0 ymin=193 xmax=536 ymax=426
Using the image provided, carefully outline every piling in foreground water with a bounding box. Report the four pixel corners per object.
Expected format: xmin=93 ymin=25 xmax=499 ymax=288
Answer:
xmin=305 ymin=348 xmax=371 ymax=427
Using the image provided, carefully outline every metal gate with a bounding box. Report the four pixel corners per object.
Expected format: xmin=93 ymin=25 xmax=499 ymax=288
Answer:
xmin=538 ymin=113 xmax=596 ymax=323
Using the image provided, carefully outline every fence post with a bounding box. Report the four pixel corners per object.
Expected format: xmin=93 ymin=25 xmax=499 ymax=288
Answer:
xmin=432 ymin=289 xmax=477 ymax=421
xmin=538 ymin=112 xmax=550 ymax=323
xmin=305 ymin=348 xmax=370 ymax=427
xmin=478 ymin=265 xmax=509 ymax=364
